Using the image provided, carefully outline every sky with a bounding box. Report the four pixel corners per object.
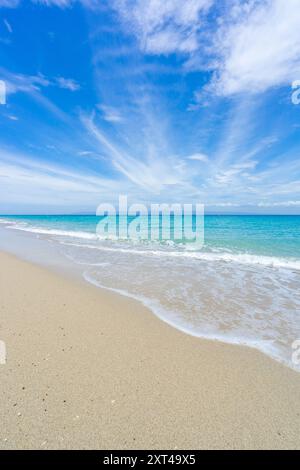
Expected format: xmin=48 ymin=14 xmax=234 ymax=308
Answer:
xmin=0 ymin=0 xmax=300 ymax=214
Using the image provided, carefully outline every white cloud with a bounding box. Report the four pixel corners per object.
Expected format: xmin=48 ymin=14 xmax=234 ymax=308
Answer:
xmin=0 ymin=69 xmax=76 ymax=124
xmin=208 ymin=0 xmax=300 ymax=96
xmin=112 ymin=0 xmax=300 ymax=97
xmin=206 ymin=202 xmax=240 ymax=207
xmin=187 ymin=152 xmax=209 ymax=162
xmin=0 ymin=69 xmax=80 ymax=94
xmin=232 ymin=161 xmax=258 ymax=170
xmin=3 ymin=19 xmax=13 ymax=33
xmin=55 ymin=76 xmax=80 ymax=91
xmin=78 ymin=150 xmax=94 ymax=156
xmin=1 ymin=70 xmax=50 ymax=95
xmin=0 ymin=148 xmax=121 ymax=209
xmin=0 ymin=0 xmax=20 ymax=7
xmin=113 ymin=0 xmax=214 ymax=54
xmin=33 ymin=0 xmax=74 ymax=7
xmin=258 ymin=200 xmax=300 ymax=207
xmin=0 ymin=0 xmax=101 ymax=9
xmin=79 ymin=0 xmax=101 ymax=8
xmin=97 ymin=104 xmax=123 ymax=123
xmin=82 ymin=113 xmax=192 ymax=192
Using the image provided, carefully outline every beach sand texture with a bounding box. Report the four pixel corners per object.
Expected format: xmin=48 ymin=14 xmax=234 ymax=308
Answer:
xmin=0 ymin=251 xmax=300 ymax=449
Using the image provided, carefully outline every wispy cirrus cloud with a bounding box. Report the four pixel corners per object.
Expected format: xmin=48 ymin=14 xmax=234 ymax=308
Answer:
xmin=0 ymin=0 xmax=20 ymax=7
xmin=186 ymin=152 xmax=209 ymax=162
xmin=0 ymin=68 xmax=80 ymax=128
xmin=6 ymin=114 xmax=19 ymax=120
xmin=32 ymin=0 xmax=74 ymax=7
xmin=0 ymin=68 xmax=80 ymax=95
xmin=258 ymin=200 xmax=300 ymax=207
xmin=82 ymin=113 xmax=195 ymax=193
xmin=3 ymin=19 xmax=13 ymax=33
xmin=55 ymin=76 xmax=80 ymax=91
xmin=113 ymin=0 xmax=214 ymax=55
xmin=97 ymin=104 xmax=123 ymax=123
xmin=0 ymin=0 xmax=102 ymax=8
xmin=1 ymin=70 xmax=50 ymax=94
xmin=0 ymin=147 xmax=123 ymax=211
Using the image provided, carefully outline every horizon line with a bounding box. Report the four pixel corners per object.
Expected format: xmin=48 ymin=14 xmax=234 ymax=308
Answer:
xmin=1 ymin=213 xmax=300 ymax=217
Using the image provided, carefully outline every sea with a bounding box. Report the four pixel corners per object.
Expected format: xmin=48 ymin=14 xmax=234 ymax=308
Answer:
xmin=0 ymin=214 xmax=299 ymax=371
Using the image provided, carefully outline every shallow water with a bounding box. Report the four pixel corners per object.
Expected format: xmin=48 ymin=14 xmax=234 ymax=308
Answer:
xmin=0 ymin=214 xmax=299 ymax=371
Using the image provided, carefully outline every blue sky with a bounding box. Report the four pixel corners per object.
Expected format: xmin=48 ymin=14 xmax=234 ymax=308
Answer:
xmin=0 ymin=0 xmax=300 ymax=214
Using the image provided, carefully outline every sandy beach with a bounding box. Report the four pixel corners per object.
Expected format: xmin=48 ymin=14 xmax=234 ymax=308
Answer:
xmin=0 ymin=250 xmax=300 ymax=449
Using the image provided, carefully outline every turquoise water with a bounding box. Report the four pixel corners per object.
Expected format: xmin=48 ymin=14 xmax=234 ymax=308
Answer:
xmin=1 ymin=214 xmax=300 ymax=260
xmin=1 ymin=214 xmax=300 ymax=370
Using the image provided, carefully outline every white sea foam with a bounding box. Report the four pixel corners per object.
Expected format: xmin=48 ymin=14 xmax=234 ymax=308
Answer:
xmin=60 ymin=241 xmax=300 ymax=271
xmin=8 ymin=224 xmax=101 ymax=240
xmin=0 ymin=218 xmax=16 ymax=225
xmin=83 ymin=271 xmax=299 ymax=372
xmin=6 ymin=220 xmax=300 ymax=271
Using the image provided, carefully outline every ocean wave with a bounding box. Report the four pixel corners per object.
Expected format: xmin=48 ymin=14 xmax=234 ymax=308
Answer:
xmin=83 ymin=271 xmax=299 ymax=372
xmin=0 ymin=218 xmax=17 ymax=225
xmin=8 ymin=224 xmax=104 ymax=240
xmin=62 ymin=241 xmax=300 ymax=271
xmin=6 ymin=223 xmax=193 ymax=246
xmin=5 ymin=219 xmax=300 ymax=271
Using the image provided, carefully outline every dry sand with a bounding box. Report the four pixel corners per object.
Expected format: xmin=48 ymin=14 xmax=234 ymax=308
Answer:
xmin=0 ymin=250 xmax=300 ymax=449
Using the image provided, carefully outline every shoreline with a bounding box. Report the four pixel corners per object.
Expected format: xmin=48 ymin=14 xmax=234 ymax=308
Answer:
xmin=1 ymin=250 xmax=300 ymax=449
xmin=0 ymin=223 xmax=298 ymax=373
